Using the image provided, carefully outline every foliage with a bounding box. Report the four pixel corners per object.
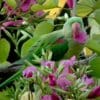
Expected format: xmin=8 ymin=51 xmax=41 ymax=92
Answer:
xmin=0 ymin=0 xmax=100 ymax=99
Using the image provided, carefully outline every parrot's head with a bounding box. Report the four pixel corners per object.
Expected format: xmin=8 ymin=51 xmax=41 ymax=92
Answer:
xmin=63 ymin=17 xmax=88 ymax=44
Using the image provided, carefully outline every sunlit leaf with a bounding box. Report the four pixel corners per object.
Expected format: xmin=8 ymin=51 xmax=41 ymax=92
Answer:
xmin=34 ymin=20 xmax=54 ymax=35
xmin=88 ymin=14 xmax=100 ymax=43
xmin=31 ymin=0 xmax=58 ymax=12
xmin=45 ymin=0 xmax=66 ymax=19
xmin=6 ymin=0 xmax=17 ymax=9
xmin=76 ymin=0 xmax=95 ymax=17
xmin=0 ymin=38 xmax=10 ymax=63
xmin=31 ymin=4 xmax=43 ymax=12
xmin=86 ymin=39 xmax=100 ymax=54
xmin=90 ymin=56 xmax=100 ymax=78
xmin=43 ymin=0 xmax=58 ymax=9
xmin=93 ymin=9 xmax=100 ymax=24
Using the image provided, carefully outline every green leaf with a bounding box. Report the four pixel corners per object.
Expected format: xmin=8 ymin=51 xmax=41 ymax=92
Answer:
xmin=90 ymin=56 xmax=100 ymax=78
xmin=93 ymin=9 xmax=100 ymax=24
xmin=0 ymin=38 xmax=10 ymax=63
xmin=94 ymin=0 xmax=100 ymax=9
xmin=31 ymin=4 xmax=43 ymax=12
xmin=76 ymin=0 xmax=95 ymax=17
xmin=31 ymin=0 xmax=58 ymax=12
xmin=43 ymin=0 xmax=58 ymax=9
xmin=88 ymin=16 xmax=100 ymax=43
xmin=6 ymin=0 xmax=17 ymax=9
xmin=86 ymin=39 xmax=100 ymax=54
xmin=0 ymin=91 xmax=10 ymax=100
xmin=21 ymin=38 xmax=38 ymax=57
xmin=0 ymin=0 xmax=3 ymax=8
xmin=34 ymin=20 xmax=54 ymax=36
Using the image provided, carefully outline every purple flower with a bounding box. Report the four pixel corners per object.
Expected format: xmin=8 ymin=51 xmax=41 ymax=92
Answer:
xmin=23 ymin=66 xmax=37 ymax=78
xmin=2 ymin=20 xmax=23 ymax=27
xmin=67 ymin=0 xmax=74 ymax=9
xmin=41 ymin=61 xmax=55 ymax=69
xmin=20 ymin=0 xmax=37 ymax=12
xmin=57 ymin=76 xmax=71 ymax=90
xmin=82 ymin=75 xmax=94 ymax=86
xmin=42 ymin=93 xmax=61 ymax=100
xmin=72 ymin=23 xmax=88 ymax=44
xmin=35 ymin=10 xmax=45 ymax=17
xmin=48 ymin=74 xmax=56 ymax=86
xmin=60 ymin=56 xmax=76 ymax=74
xmin=88 ymin=86 xmax=100 ymax=99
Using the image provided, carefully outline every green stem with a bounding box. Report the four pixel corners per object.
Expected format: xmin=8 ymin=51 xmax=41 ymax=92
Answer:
xmin=71 ymin=0 xmax=77 ymax=16
xmin=3 ymin=28 xmax=16 ymax=45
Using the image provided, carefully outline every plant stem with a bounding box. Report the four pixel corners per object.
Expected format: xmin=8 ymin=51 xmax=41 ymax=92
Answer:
xmin=71 ymin=0 xmax=77 ymax=16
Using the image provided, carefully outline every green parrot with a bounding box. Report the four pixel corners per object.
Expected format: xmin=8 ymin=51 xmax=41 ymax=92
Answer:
xmin=0 ymin=16 xmax=88 ymax=88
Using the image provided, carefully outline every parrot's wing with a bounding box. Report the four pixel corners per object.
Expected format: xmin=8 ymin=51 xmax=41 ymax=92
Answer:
xmin=29 ymin=29 xmax=64 ymax=55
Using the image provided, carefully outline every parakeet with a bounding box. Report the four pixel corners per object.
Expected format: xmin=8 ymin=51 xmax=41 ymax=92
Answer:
xmin=0 ymin=16 xmax=88 ymax=88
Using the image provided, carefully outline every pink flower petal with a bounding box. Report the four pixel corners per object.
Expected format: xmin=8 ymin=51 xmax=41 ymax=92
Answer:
xmin=57 ymin=76 xmax=71 ymax=90
xmin=42 ymin=93 xmax=61 ymax=100
xmin=49 ymin=74 xmax=56 ymax=86
xmin=82 ymin=75 xmax=94 ymax=86
xmin=67 ymin=0 xmax=74 ymax=8
xmin=41 ymin=61 xmax=55 ymax=69
xmin=2 ymin=20 xmax=23 ymax=27
xmin=21 ymin=0 xmax=37 ymax=12
xmin=23 ymin=66 xmax=37 ymax=78
xmin=60 ymin=56 xmax=76 ymax=74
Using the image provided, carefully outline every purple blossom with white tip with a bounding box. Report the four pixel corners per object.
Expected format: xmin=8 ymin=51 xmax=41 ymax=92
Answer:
xmin=41 ymin=61 xmax=55 ymax=69
xmin=60 ymin=56 xmax=76 ymax=74
xmin=57 ymin=76 xmax=71 ymax=90
xmin=82 ymin=75 xmax=94 ymax=86
xmin=23 ymin=66 xmax=37 ymax=78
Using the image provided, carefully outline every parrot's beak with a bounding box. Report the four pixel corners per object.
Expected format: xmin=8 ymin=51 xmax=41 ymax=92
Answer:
xmin=72 ymin=22 xmax=88 ymax=44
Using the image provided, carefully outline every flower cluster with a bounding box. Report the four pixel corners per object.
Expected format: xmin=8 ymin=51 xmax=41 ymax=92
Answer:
xmin=21 ymin=56 xmax=99 ymax=99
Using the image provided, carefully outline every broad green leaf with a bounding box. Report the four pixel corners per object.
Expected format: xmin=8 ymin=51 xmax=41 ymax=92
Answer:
xmin=88 ymin=14 xmax=100 ymax=43
xmin=34 ymin=20 xmax=54 ymax=36
xmin=43 ymin=0 xmax=58 ymax=9
xmin=93 ymin=9 xmax=100 ymax=24
xmin=78 ymin=0 xmax=95 ymax=7
xmin=76 ymin=0 xmax=95 ymax=17
xmin=6 ymin=0 xmax=17 ymax=9
xmin=31 ymin=0 xmax=58 ymax=12
xmin=21 ymin=37 xmax=38 ymax=57
xmin=31 ymin=4 xmax=43 ymax=12
xmin=0 ymin=38 xmax=10 ymax=63
xmin=90 ymin=56 xmax=100 ymax=78
xmin=86 ymin=39 xmax=100 ymax=54
xmin=94 ymin=0 xmax=100 ymax=9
